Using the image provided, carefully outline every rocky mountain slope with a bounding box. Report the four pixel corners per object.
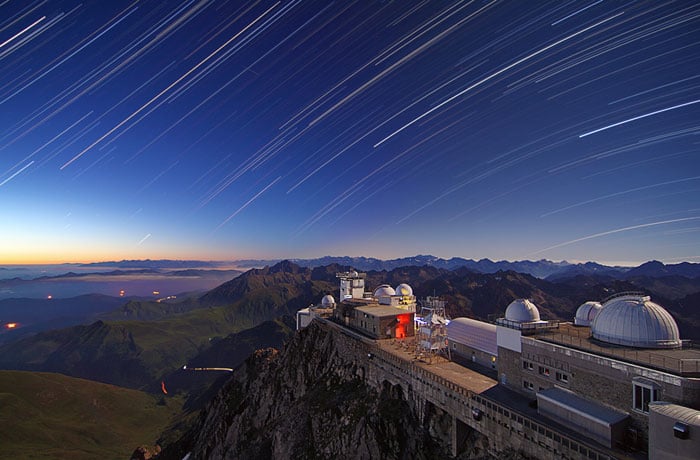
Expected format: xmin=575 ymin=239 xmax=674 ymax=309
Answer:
xmin=162 ymin=321 xmax=509 ymax=460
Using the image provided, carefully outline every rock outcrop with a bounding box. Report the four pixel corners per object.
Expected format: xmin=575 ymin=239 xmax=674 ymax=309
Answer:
xmin=164 ymin=322 xmax=457 ymax=459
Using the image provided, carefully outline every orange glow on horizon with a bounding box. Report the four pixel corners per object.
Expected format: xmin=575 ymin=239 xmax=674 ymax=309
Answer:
xmin=5 ymin=323 xmax=18 ymax=329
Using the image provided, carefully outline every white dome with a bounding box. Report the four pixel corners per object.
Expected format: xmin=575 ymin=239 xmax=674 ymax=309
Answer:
xmin=321 ymin=295 xmax=335 ymax=307
xmin=574 ymin=301 xmax=602 ymax=326
xmin=591 ymin=295 xmax=681 ymax=349
xmin=395 ymin=283 xmax=413 ymax=296
xmin=504 ymin=299 xmax=540 ymax=323
xmin=373 ymin=284 xmax=396 ymax=298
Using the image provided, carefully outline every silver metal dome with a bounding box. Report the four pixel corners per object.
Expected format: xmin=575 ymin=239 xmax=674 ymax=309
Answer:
xmin=395 ymin=283 xmax=413 ymax=296
xmin=591 ymin=295 xmax=681 ymax=349
xmin=574 ymin=301 xmax=602 ymax=326
xmin=321 ymin=294 xmax=335 ymax=307
xmin=373 ymin=284 xmax=396 ymax=298
xmin=504 ymin=299 xmax=540 ymax=323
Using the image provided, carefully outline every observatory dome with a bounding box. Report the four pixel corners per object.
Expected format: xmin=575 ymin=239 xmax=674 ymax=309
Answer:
xmin=395 ymin=283 xmax=413 ymax=296
xmin=591 ymin=295 xmax=681 ymax=349
xmin=504 ymin=299 xmax=541 ymax=323
xmin=321 ymin=294 xmax=335 ymax=307
xmin=373 ymin=284 xmax=396 ymax=298
xmin=574 ymin=301 xmax=602 ymax=326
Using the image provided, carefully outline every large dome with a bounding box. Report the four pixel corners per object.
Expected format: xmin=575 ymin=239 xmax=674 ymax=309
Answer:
xmin=505 ymin=299 xmax=540 ymax=323
xmin=395 ymin=283 xmax=413 ymax=296
xmin=591 ymin=295 xmax=681 ymax=349
xmin=574 ymin=301 xmax=602 ymax=326
xmin=373 ymin=284 xmax=396 ymax=298
xmin=321 ymin=294 xmax=335 ymax=307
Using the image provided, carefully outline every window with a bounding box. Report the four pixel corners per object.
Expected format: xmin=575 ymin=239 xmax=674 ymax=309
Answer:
xmin=556 ymin=371 xmax=568 ymax=383
xmin=523 ymin=380 xmax=534 ymax=391
xmin=633 ymin=381 xmax=660 ymax=413
xmin=523 ymin=360 xmax=534 ymax=370
xmin=539 ymin=366 xmax=550 ymax=376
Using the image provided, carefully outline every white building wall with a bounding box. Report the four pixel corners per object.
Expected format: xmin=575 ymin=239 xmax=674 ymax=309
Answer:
xmin=497 ymin=325 xmax=522 ymax=353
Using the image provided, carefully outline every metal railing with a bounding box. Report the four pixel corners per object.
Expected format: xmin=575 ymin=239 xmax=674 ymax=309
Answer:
xmin=538 ymin=329 xmax=700 ymax=376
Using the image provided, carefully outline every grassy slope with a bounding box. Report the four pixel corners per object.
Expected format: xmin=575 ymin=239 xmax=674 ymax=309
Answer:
xmin=0 ymin=370 xmax=183 ymax=459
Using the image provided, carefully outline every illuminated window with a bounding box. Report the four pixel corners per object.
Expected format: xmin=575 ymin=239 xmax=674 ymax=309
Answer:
xmin=633 ymin=381 xmax=660 ymax=413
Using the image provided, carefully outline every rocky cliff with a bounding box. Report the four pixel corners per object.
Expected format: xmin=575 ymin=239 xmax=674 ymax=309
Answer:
xmin=161 ymin=321 xmax=503 ymax=459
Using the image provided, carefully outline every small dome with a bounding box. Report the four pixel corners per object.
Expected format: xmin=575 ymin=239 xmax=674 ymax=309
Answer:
xmin=591 ymin=295 xmax=680 ymax=349
xmin=574 ymin=301 xmax=602 ymax=326
xmin=321 ymin=295 xmax=335 ymax=307
xmin=505 ymin=299 xmax=540 ymax=323
xmin=373 ymin=284 xmax=396 ymax=298
xmin=395 ymin=283 xmax=413 ymax=296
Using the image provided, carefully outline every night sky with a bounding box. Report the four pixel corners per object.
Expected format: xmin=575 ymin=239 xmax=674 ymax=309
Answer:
xmin=1 ymin=1 xmax=698 ymax=265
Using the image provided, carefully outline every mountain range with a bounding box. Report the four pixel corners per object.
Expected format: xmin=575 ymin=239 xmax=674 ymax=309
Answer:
xmin=1 ymin=258 xmax=699 ymax=457
xmin=230 ymin=256 xmax=700 ymax=280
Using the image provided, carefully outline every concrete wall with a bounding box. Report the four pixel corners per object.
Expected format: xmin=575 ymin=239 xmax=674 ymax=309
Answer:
xmin=515 ymin=337 xmax=700 ymax=451
xmin=449 ymin=340 xmax=496 ymax=369
xmin=649 ymin=403 xmax=700 ymax=460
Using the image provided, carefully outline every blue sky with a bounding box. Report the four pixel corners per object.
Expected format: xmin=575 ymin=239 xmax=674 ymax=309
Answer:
xmin=1 ymin=1 xmax=698 ymax=264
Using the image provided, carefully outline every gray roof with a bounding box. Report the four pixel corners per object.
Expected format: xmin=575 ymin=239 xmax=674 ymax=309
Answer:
xmin=355 ymin=304 xmax=412 ymax=318
xmin=446 ymin=317 xmax=497 ymax=356
xmin=591 ymin=295 xmax=681 ymax=349
xmin=649 ymin=402 xmax=700 ymax=426
xmin=538 ymin=387 xmax=629 ymax=426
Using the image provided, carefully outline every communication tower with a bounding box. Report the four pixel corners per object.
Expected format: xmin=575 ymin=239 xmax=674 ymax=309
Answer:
xmin=415 ymin=296 xmax=451 ymax=363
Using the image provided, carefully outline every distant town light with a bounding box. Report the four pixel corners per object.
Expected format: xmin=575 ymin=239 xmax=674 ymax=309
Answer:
xmin=47 ymin=295 xmax=52 ymax=299
xmin=5 ymin=323 xmax=17 ymax=329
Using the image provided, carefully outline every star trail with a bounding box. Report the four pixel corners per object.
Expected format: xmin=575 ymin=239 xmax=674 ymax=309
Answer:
xmin=0 ymin=1 xmax=698 ymax=265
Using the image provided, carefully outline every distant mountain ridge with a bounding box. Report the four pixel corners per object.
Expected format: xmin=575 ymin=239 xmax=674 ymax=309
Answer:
xmin=236 ymin=256 xmax=700 ymax=280
xmin=80 ymin=259 xmax=224 ymax=269
xmin=9 ymin=257 xmax=700 ymax=281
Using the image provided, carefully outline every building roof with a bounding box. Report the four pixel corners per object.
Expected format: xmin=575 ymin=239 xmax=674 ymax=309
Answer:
xmin=355 ymin=304 xmax=413 ymax=318
xmin=591 ymin=295 xmax=681 ymax=349
xmin=649 ymin=402 xmax=700 ymax=426
xmin=535 ymin=322 xmax=700 ymax=376
xmin=446 ymin=317 xmax=497 ymax=356
xmin=538 ymin=387 xmax=629 ymax=426
xmin=505 ymin=299 xmax=540 ymax=323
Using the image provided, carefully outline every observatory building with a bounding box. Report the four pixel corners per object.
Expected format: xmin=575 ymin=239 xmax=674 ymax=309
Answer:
xmin=492 ymin=293 xmax=699 ymax=454
xmin=297 ymin=273 xmax=699 ymax=457
xmin=297 ymin=270 xmax=416 ymax=339
xmin=444 ymin=293 xmax=699 ymax=456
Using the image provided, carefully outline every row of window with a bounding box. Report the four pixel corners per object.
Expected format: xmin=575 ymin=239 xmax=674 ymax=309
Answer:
xmin=470 ymin=395 xmax=610 ymax=459
xmin=523 ymin=360 xmax=569 ymax=383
